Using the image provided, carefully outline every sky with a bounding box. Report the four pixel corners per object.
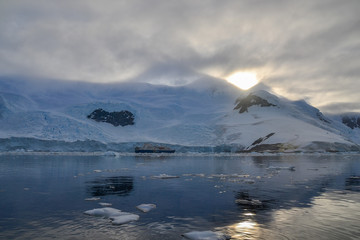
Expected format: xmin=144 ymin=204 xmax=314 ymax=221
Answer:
xmin=0 ymin=0 xmax=360 ymax=113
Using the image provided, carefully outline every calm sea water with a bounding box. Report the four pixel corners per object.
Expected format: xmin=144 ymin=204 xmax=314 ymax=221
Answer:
xmin=0 ymin=154 xmax=359 ymax=240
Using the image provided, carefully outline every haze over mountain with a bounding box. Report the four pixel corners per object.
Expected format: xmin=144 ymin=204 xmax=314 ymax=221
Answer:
xmin=0 ymin=76 xmax=359 ymax=153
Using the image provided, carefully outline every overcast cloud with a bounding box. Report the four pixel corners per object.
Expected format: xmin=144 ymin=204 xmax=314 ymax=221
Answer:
xmin=0 ymin=0 xmax=360 ymax=113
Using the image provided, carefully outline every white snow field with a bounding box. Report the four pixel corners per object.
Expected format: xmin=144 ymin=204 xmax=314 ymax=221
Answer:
xmin=0 ymin=77 xmax=359 ymax=152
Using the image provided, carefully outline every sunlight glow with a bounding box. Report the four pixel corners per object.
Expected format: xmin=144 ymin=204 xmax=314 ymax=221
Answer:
xmin=236 ymin=221 xmax=257 ymax=229
xmin=226 ymin=72 xmax=258 ymax=90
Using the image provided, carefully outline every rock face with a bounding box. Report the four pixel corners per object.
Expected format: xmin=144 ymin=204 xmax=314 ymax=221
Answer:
xmin=234 ymin=94 xmax=276 ymax=113
xmin=87 ymin=108 xmax=135 ymax=127
xmin=342 ymin=115 xmax=360 ymax=129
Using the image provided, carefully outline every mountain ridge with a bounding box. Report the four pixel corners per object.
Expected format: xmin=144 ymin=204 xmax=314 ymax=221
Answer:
xmin=0 ymin=76 xmax=359 ymax=153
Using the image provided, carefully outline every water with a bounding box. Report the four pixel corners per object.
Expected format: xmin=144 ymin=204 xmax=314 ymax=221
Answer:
xmin=0 ymin=154 xmax=359 ymax=239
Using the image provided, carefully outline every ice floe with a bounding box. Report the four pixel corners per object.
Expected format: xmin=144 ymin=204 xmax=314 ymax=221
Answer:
xmin=267 ymin=166 xmax=295 ymax=171
xmin=182 ymin=231 xmax=230 ymax=240
xmin=84 ymin=207 xmax=139 ymax=225
xmin=136 ymin=203 xmax=156 ymax=213
xmin=85 ymin=197 xmax=101 ymax=201
xmin=243 ymin=179 xmax=255 ymax=184
xmin=235 ymin=199 xmax=262 ymax=207
xmin=99 ymin=202 xmax=112 ymax=207
xmin=150 ymin=174 xmax=180 ymax=179
xmin=110 ymin=214 xmax=139 ymax=225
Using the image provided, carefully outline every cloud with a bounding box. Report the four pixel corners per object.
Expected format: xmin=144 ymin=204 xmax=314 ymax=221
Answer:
xmin=0 ymin=0 xmax=360 ymax=113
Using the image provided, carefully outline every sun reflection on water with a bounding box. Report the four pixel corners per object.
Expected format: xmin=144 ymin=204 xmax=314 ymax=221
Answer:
xmin=221 ymin=212 xmax=259 ymax=240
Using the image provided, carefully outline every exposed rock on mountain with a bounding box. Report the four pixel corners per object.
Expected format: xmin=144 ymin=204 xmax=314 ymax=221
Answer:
xmin=234 ymin=93 xmax=276 ymax=113
xmin=342 ymin=115 xmax=360 ymax=129
xmin=250 ymin=133 xmax=275 ymax=146
xmin=87 ymin=108 xmax=135 ymax=127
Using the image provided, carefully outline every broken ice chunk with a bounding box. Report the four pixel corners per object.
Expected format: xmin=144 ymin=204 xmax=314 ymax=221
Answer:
xmin=244 ymin=179 xmax=255 ymax=184
xmin=99 ymin=202 xmax=112 ymax=207
xmin=84 ymin=207 xmax=122 ymax=217
xmin=85 ymin=197 xmax=101 ymax=201
xmin=84 ymin=207 xmax=139 ymax=225
xmin=235 ymin=199 xmax=262 ymax=207
xmin=110 ymin=213 xmax=139 ymax=225
xmin=267 ymin=166 xmax=295 ymax=171
xmin=182 ymin=231 xmax=230 ymax=240
xmin=136 ymin=203 xmax=156 ymax=213
xmin=151 ymin=174 xmax=180 ymax=179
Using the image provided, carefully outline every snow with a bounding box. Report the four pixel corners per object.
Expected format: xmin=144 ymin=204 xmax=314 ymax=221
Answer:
xmin=0 ymin=77 xmax=359 ymax=153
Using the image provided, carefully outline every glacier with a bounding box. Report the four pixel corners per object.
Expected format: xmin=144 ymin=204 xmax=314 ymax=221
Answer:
xmin=0 ymin=76 xmax=359 ymax=153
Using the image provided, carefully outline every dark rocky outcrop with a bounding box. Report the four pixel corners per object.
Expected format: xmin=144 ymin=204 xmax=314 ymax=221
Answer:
xmin=317 ymin=112 xmax=331 ymax=124
xmin=87 ymin=108 xmax=135 ymax=127
xmin=234 ymin=94 xmax=276 ymax=113
xmin=342 ymin=115 xmax=360 ymax=129
xmin=240 ymin=143 xmax=298 ymax=153
xmin=250 ymin=133 xmax=275 ymax=146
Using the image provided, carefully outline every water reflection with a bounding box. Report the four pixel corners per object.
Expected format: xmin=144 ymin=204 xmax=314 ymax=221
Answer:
xmin=345 ymin=176 xmax=360 ymax=191
xmin=87 ymin=176 xmax=134 ymax=196
xmin=1 ymin=154 xmax=360 ymax=240
xmin=222 ymin=211 xmax=260 ymax=240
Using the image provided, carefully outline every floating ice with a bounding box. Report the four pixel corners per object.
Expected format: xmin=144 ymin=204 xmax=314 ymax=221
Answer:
xmin=244 ymin=179 xmax=255 ymax=184
xmin=182 ymin=231 xmax=230 ymax=240
xmin=235 ymin=199 xmax=262 ymax=206
xmin=84 ymin=207 xmax=121 ymax=217
xmin=110 ymin=214 xmax=139 ymax=225
xmin=136 ymin=203 xmax=156 ymax=212
xmin=151 ymin=174 xmax=180 ymax=179
xmin=103 ymin=151 xmax=118 ymax=157
xmin=85 ymin=197 xmax=101 ymax=201
xmin=267 ymin=166 xmax=295 ymax=171
xmin=99 ymin=202 xmax=112 ymax=207
xmin=93 ymin=169 xmax=102 ymax=173
xmin=183 ymin=173 xmax=205 ymax=177
xmin=84 ymin=207 xmax=139 ymax=225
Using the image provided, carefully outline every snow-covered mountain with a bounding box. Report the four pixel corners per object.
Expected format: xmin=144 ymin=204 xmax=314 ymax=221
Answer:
xmin=0 ymin=76 xmax=359 ymax=152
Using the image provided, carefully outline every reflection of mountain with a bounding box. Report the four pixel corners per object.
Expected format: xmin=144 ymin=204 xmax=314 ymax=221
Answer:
xmin=345 ymin=176 xmax=360 ymax=191
xmin=87 ymin=176 xmax=134 ymax=196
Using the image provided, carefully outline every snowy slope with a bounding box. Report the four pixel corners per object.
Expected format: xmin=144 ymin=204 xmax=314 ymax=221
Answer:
xmin=0 ymin=76 xmax=359 ymax=152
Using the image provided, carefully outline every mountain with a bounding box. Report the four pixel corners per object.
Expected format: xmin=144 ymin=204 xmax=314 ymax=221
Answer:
xmin=0 ymin=76 xmax=359 ymax=153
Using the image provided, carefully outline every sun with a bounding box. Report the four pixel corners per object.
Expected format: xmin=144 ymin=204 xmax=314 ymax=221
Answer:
xmin=226 ymin=72 xmax=258 ymax=90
